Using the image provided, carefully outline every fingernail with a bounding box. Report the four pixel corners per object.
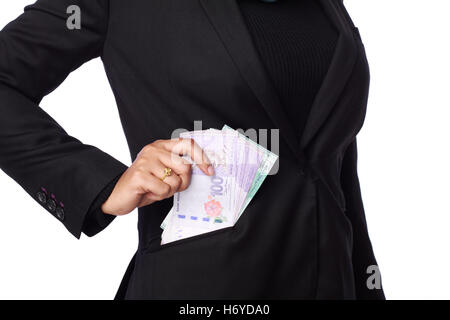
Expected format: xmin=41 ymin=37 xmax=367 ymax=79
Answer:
xmin=207 ymin=165 xmax=215 ymax=176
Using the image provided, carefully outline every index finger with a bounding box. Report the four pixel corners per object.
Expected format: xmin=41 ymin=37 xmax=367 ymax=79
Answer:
xmin=161 ymin=138 xmax=214 ymax=176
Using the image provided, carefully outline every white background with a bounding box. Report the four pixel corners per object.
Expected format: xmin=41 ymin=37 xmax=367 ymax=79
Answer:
xmin=0 ymin=0 xmax=449 ymax=300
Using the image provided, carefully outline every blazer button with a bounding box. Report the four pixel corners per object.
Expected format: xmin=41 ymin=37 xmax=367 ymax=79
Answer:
xmin=46 ymin=199 xmax=57 ymax=212
xmin=55 ymin=207 xmax=65 ymax=221
xmin=37 ymin=191 xmax=47 ymax=204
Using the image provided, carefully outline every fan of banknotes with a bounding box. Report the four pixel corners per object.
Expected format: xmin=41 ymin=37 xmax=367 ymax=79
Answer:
xmin=160 ymin=125 xmax=278 ymax=245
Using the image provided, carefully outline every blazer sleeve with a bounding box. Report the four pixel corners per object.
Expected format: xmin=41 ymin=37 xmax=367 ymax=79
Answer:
xmin=82 ymin=173 xmax=121 ymax=237
xmin=0 ymin=0 xmax=128 ymax=238
xmin=341 ymin=139 xmax=385 ymax=299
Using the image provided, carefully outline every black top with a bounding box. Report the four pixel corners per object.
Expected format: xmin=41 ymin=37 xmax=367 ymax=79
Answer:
xmin=84 ymin=0 xmax=339 ymax=229
xmin=238 ymin=0 xmax=338 ymax=137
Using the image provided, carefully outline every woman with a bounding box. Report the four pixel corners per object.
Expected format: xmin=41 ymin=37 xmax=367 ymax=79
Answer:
xmin=0 ymin=0 xmax=384 ymax=299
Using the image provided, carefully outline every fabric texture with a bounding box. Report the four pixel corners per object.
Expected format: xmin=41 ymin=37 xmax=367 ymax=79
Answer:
xmin=238 ymin=0 xmax=338 ymax=137
xmin=0 ymin=0 xmax=385 ymax=299
xmin=84 ymin=0 xmax=339 ymax=233
xmin=82 ymin=173 xmax=122 ymax=237
xmin=0 ymin=0 xmax=128 ymax=238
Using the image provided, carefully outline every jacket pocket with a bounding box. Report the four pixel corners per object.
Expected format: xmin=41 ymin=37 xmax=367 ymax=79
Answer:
xmin=129 ymin=172 xmax=319 ymax=299
xmin=143 ymin=224 xmax=236 ymax=253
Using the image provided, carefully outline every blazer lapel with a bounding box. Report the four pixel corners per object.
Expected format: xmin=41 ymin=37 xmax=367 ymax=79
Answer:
xmin=199 ymin=0 xmax=358 ymax=164
xmin=300 ymin=0 xmax=359 ymax=149
xmin=199 ymin=0 xmax=303 ymax=162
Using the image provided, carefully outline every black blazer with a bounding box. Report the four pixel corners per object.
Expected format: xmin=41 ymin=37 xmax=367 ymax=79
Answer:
xmin=0 ymin=0 xmax=384 ymax=299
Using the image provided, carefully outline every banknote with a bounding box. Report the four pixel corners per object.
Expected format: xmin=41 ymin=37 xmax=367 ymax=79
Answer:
xmin=160 ymin=125 xmax=278 ymax=245
xmin=161 ymin=130 xmax=238 ymax=244
xmin=222 ymin=125 xmax=278 ymax=218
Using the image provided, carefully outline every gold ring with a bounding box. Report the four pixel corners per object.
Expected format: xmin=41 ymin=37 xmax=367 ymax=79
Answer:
xmin=161 ymin=167 xmax=172 ymax=181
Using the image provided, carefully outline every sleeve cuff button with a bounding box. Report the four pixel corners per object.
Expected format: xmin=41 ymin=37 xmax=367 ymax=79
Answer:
xmin=46 ymin=199 xmax=57 ymax=212
xmin=37 ymin=191 xmax=47 ymax=204
xmin=55 ymin=207 xmax=65 ymax=221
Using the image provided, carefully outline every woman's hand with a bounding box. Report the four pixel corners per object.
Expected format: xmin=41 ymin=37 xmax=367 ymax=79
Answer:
xmin=101 ymin=138 xmax=214 ymax=216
